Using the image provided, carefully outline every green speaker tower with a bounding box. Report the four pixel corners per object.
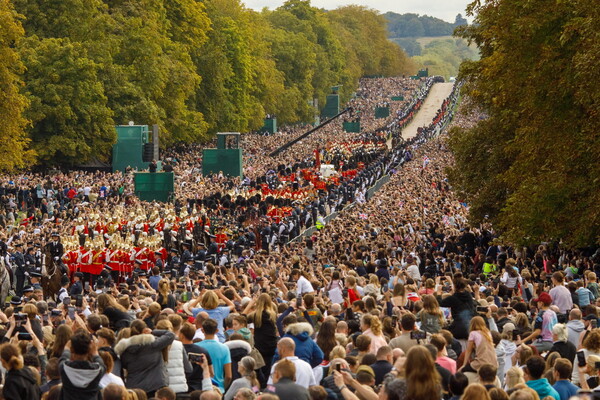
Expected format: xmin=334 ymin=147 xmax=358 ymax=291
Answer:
xmin=202 ymin=132 xmax=243 ymax=177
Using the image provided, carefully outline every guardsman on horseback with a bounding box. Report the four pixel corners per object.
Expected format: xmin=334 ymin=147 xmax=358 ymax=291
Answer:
xmin=47 ymin=232 xmax=66 ymax=274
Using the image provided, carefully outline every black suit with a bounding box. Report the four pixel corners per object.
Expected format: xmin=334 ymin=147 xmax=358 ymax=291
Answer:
xmin=47 ymin=241 xmax=64 ymax=261
xmin=13 ymin=251 xmax=25 ymax=295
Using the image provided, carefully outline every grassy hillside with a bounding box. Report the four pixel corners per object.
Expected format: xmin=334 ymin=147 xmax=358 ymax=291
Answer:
xmin=390 ymin=36 xmax=479 ymax=79
xmin=415 ymin=36 xmax=454 ymax=46
xmin=384 ymin=12 xmax=476 ymax=79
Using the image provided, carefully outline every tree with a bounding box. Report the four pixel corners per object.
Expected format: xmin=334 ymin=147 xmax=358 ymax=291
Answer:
xmin=0 ymin=0 xmax=33 ymax=170
xmin=454 ymin=13 xmax=467 ymax=27
xmin=19 ymin=37 xmax=115 ymax=165
xmin=449 ymin=0 xmax=600 ymax=246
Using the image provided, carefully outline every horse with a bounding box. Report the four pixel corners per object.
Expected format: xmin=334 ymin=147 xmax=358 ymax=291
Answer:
xmin=0 ymin=257 xmax=10 ymax=305
xmin=41 ymin=247 xmax=63 ymax=301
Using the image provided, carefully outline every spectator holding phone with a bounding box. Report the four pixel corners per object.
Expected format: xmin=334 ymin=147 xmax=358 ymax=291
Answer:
xmin=179 ymin=322 xmax=213 ymax=391
xmin=59 ymin=329 xmax=106 ymax=400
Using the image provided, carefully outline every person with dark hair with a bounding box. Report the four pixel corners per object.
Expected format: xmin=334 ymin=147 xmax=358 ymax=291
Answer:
xmin=449 ymin=372 xmax=469 ymax=400
xmin=0 ymin=343 xmax=41 ymax=400
xmin=552 ymin=358 xmax=578 ymax=400
xmin=41 ymin=357 xmax=61 ymax=394
xmin=478 ymin=363 xmax=498 ymax=390
xmin=59 ymin=329 xmax=106 ymax=400
xmin=200 ymin=318 xmax=232 ymax=391
xmin=436 ymin=277 xmax=478 ymax=341
xmin=524 ymin=356 xmax=560 ymax=400
xmin=179 ymin=322 xmax=214 ymax=391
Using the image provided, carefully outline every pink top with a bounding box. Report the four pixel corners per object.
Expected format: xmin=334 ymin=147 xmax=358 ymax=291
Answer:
xmin=364 ymin=328 xmax=388 ymax=354
xmin=437 ymin=356 xmax=457 ymax=374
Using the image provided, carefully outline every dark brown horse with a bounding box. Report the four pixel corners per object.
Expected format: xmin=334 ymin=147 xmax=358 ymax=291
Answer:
xmin=42 ymin=247 xmax=63 ymax=300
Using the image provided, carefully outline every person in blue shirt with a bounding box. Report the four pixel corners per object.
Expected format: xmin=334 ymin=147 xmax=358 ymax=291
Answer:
xmin=525 ymin=356 xmax=560 ymax=400
xmin=187 ymin=289 xmax=235 ymax=343
xmin=148 ymin=266 xmax=162 ymax=291
xmin=552 ymin=358 xmax=579 ymax=400
xmin=200 ymin=318 xmax=232 ymax=391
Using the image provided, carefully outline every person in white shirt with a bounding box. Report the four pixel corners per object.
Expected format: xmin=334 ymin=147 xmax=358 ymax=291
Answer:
xmin=549 ymin=271 xmax=573 ymax=315
xmin=99 ymin=350 xmax=124 ymax=388
xmin=405 ymin=256 xmax=421 ymax=282
xmin=268 ymin=338 xmax=316 ymax=388
xmin=292 ymin=269 xmax=314 ymax=295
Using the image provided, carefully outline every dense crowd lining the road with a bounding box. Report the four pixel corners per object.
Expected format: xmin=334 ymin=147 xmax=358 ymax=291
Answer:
xmin=0 ymin=76 xmax=598 ymax=400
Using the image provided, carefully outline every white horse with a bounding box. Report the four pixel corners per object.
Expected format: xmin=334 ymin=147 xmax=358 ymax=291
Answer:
xmin=0 ymin=257 xmax=11 ymax=305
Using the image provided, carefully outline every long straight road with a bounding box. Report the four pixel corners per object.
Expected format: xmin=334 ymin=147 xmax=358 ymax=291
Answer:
xmin=402 ymin=82 xmax=454 ymax=139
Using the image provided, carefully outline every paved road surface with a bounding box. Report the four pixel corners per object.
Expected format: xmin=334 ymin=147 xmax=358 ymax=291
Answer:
xmin=401 ymin=82 xmax=454 ymax=140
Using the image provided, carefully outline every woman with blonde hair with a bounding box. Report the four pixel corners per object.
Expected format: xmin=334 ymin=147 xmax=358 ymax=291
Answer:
xmin=572 ymin=327 xmax=600 ymax=385
xmin=462 ymin=384 xmax=491 ymax=400
xmin=514 ymin=313 xmax=531 ymax=332
xmin=460 ymin=316 xmax=498 ymax=372
xmin=418 ymin=294 xmax=445 ymax=334
xmin=155 ymin=319 xmax=192 ymax=394
xmin=504 ymin=366 xmax=525 ymax=390
xmin=186 ymin=288 xmax=235 ymax=342
xmin=157 ymin=278 xmax=177 ymax=310
xmin=1 ymin=343 xmax=41 ymax=399
xmin=363 ymin=274 xmax=381 ymax=297
xmin=511 ymin=345 xmax=534 ymax=369
xmin=246 ymin=293 xmax=278 ymax=386
xmin=361 ymin=314 xmax=388 ymax=354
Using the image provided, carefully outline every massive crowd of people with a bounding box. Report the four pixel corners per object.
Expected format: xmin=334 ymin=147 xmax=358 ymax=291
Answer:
xmin=0 ymin=76 xmax=598 ymax=400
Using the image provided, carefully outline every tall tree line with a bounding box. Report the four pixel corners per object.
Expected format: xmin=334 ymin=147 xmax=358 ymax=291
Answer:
xmin=0 ymin=0 xmax=414 ymax=167
xmin=448 ymin=0 xmax=600 ymax=246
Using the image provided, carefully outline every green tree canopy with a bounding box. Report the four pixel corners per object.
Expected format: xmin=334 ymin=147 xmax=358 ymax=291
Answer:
xmin=449 ymin=0 xmax=600 ymax=246
xmin=0 ymin=0 xmax=33 ymax=170
xmin=20 ymin=37 xmax=115 ymax=165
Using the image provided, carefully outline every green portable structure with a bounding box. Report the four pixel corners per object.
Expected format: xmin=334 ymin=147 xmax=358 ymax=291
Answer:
xmin=202 ymin=132 xmax=243 ymax=177
xmin=134 ymin=172 xmax=174 ymax=202
xmin=417 ymin=68 xmax=429 ymax=77
xmin=343 ymin=121 xmax=361 ymax=133
xmin=391 ymin=96 xmax=404 ymax=101
xmin=260 ymin=117 xmax=277 ymax=134
xmin=375 ymin=106 xmax=390 ymax=119
xmin=112 ymin=125 xmax=156 ymax=172
xmin=322 ymin=94 xmax=340 ymax=119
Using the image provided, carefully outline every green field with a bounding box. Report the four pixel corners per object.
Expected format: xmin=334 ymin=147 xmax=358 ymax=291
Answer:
xmin=415 ymin=35 xmax=454 ymax=46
